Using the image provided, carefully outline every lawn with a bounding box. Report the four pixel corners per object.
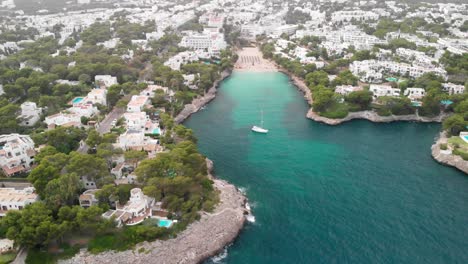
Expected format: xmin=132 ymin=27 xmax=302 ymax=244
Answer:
xmin=447 ymin=136 xmax=468 ymax=160
xmin=0 ymin=253 xmax=16 ymax=264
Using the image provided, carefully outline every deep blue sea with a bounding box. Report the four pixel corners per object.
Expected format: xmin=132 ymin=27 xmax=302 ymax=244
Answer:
xmin=184 ymin=72 xmax=468 ymax=264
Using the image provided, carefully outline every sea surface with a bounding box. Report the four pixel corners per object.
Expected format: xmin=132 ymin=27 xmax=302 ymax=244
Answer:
xmin=184 ymin=72 xmax=468 ymax=264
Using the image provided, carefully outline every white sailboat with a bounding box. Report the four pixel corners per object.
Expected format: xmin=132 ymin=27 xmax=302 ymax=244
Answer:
xmin=252 ymin=109 xmax=268 ymax=133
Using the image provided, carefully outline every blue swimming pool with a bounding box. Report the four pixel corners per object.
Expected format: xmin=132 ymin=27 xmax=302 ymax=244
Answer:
xmin=158 ymin=219 xmax=172 ymax=228
xmin=152 ymin=128 xmax=161 ymax=135
xmin=72 ymin=97 xmax=84 ymax=104
xmin=464 ymin=136 xmax=468 ymax=140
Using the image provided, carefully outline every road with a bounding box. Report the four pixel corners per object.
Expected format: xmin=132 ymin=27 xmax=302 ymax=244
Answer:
xmin=12 ymin=247 xmax=27 ymax=264
xmin=76 ymin=95 xmax=130 ymax=154
xmin=97 ymin=107 xmax=126 ymax=135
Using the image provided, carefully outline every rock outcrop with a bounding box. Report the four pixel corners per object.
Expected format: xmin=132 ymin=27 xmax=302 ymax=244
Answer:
xmin=307 ymin=109 xmax=447 ymax=125
xmin=60 ymin=160 xmax=249 ymax=264
xmin=431 ymin=132 xmax=468 ymax=174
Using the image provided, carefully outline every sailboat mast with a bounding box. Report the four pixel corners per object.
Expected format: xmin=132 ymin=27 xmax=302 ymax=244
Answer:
xmin=260 ymin=109 xmax=264 ymax=127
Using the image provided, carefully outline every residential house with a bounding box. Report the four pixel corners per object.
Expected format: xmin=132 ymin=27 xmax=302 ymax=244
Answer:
xmin=95 ymin=75 xmax=118 ymax=88
xmin=18 ymin=102 xmax=42 ymax=127
xmin=404 ymin=87 xmax=426 ymax=100
xmin=0 ymin=187 xmax=38 ymax=216
xmin=79 ymin=189 xmax=99 ymax=208
xmin=127 ymin=95 xmax=150 ymax=113
xmin=44 ymin=112 xmax=81 ymax=129
xmin=335 ymin=85 xmax=363 ymax=96
xmin=102 ymin=188 xmax=155 ymax=227
xmin=369 ymin=84 xmax=400 ymax=99
xmin=0 ymin=134 xmax=36 ymax=177
xmin=84 ymin=88 xmax=107 ymax=106
xmin=442 ymin=83 xmax=465 ymax=95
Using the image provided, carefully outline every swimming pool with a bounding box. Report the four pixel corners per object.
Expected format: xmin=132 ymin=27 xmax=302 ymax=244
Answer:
xmin=152 ymin=128 xmax=161 ymax=135
xmin=158 ymin=219 xmax=172 ymax=228
xmin=72 ymin=97 xmax=84 ymax=104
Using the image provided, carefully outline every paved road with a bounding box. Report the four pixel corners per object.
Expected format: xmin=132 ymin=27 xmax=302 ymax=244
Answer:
xmin=12 ymin=247 xmax=26 ymax=264
xmin=97 ymin=107 xmax=126 ymax=135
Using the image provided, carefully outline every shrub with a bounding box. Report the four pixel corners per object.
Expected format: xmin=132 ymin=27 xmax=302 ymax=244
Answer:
xmin=453 ymin=149 xmax=468 ymax=160
xmin=440 ymin=143 xmax=448 ymax=150
xmin=377 ymin=108 xmax=392 ymax=116
xmin=320 ymin=103 xmax=349 ymax=119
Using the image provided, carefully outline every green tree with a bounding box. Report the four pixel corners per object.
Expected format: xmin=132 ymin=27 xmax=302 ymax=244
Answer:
xmin=345 ymin=90 xmax=373 ymax=111
xmin=44 ymin=173 xmax=82 ymax=208
xmin=66 ymin=153 xmax=110 ymax=187
xmin=443 ymin=114 xmax=466 ymax=136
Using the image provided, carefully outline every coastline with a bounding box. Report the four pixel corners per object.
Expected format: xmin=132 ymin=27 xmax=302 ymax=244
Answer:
xmin=174 ymin=70 xmax=232 ymax=124
xmin=278 ymin=68 xmax=448 ymax=125
xmin=431 ymin=132 xmax=468 ymax=174
xmin=61 ymin=159 xmax=250 ymax=264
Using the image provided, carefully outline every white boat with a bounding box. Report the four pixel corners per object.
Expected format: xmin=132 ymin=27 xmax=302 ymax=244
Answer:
xmin=251 ymin=109 xmax=268 ymax=133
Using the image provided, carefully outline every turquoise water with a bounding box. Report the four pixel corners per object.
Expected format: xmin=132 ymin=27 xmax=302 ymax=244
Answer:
xmin=184 ymin=72 xmax=468 ymax=264
xmin=158 ymin=219 xmax=172 ymax=228
xmin=153 ymin=128 xmax=161 ymax=135
xmin=72 ymin=97 xmax=84 ymax=104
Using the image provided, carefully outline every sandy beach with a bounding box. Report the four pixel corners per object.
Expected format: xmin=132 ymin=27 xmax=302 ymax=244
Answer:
xmin=234 ymin=47 xmax=277 ymax=72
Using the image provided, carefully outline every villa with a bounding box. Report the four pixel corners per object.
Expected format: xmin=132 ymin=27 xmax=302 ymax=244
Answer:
xmin=335 ymin=85 xmax=363 ymax=96
xmin=18 ymin=102 xmax=42 ymax=127
xmin=369 ymin=84 xmax=400 ymax=100
xmin=0 ymin=187 xmax=38 ymax=216
xmin=102 ymin=188 xmax=155 ymax=227
xmin=442 ymin=83 xmax=465 ymax=95
xmin=404 ymin=88 xmax=426 ymax=100
xmin=0 ymin=134 xmax=36 ymax=177
xmin=127 ymin=95 xmax=150 ymax=113
xmin=45 ymin=112 xmax=82 ymax=129
xmin=84 ymin=88 xmax=107 ymax=106
xmin=95 ymin=75 xmax=118 ymax=88
xmin=79 ymin=189 xmax=99 ymax=208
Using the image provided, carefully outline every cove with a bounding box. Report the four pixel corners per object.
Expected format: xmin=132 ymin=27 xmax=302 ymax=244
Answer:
xmin=184 ymin=72 xmax=468 ymax=264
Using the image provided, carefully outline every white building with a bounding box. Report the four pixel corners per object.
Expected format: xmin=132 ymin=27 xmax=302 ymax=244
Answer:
xmin=404 ymin=88 xmax=426 ymax=100
xmin=179 ymin=30 xmax=227 ymax=58
xmin=95 ymin=75 xmax=118 ymax=88
xmin=124 ymin=112 xmax=148 ymax=131
xmin=78 ymin=189 xmax=99 ymax=208
xmin=127 ymin=95 xmax=150 ymax=113
xmin=0 ymin=134 xmax=36 ymax=177
xmin=0 ymin=187 xmax=38 ymax=216
xmin=102 ymin=188 xmax=155 ymax=227
xmin=442 ymin=83 xmax=465 ymax=95
xmin=369 ymin=84 xmax=400 ymax=99
xmin=68 ymin=103 xmax=98 ymax=118
xmin=164 ymin=51 xmax=199 ymax=70
xmin=84 ymin=88 xmax=107 ymax=106
xmin=44 ymin=112 xmax=81 ymax=129
xmin=18 ymin=102 xmax=42 ymax=127
xmin=335 ymin=85 xmax=363 ymax=96
xmin=331 ymin=10 xmax=379 ymax=23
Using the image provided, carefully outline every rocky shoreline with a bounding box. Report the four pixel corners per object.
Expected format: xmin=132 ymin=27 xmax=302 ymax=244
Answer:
xmin=174 ymin=70 xmax=232 ymax=124
xmin=61 ymin=159 xmax=250 ymax=264
xmin=431 ymin=132 xmax=468 ymax=174
xmin=307 ymin=109 xmax=447 ymax=125
xmin=278 ymin=69 xmax=448 ymax=125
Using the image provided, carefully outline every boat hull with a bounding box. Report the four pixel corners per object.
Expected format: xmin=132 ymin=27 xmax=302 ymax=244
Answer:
xmin=251 ymin=126 xmax=268 ymax=133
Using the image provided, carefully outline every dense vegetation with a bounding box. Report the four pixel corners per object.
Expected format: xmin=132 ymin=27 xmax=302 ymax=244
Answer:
xmin=0 ymin=13 xmax=234 ymax=262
